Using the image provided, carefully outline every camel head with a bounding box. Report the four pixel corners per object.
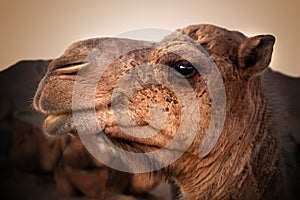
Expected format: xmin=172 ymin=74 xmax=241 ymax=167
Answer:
xmin=34 ymin=24 xmax=277 ymax=199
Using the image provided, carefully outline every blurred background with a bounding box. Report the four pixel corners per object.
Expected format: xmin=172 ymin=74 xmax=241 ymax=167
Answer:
xmin=0 ymin=0 xmax=299 ymax=76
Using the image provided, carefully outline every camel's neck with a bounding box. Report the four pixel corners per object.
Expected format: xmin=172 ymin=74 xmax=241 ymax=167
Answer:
xmin=169 ymin=77 xmax=284 ymax=199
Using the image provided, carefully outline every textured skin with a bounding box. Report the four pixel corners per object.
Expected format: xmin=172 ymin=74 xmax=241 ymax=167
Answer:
xmin=34 ymin=24 xmax=291 ymax=199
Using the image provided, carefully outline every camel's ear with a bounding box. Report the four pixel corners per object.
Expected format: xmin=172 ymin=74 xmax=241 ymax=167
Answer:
xmin=238 ymin=35 xmax=275 ymax=79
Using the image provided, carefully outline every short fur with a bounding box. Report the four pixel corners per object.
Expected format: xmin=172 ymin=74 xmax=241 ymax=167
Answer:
xmin=34 ymin=24 xmax=292 ymax=199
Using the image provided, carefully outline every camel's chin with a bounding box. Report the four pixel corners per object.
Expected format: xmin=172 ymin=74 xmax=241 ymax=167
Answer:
xmin=43 ymin=114 xmax=74 ymax=136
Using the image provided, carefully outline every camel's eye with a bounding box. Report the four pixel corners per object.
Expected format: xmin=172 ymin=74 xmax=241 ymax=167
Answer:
xmin=174 ymin=62 xmax=196 ymax=78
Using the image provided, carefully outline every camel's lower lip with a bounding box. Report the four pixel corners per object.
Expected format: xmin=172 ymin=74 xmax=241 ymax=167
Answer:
xmin=43 ymin=113 xmax=74 ymax=136
xmin=42 ymin=110 xmax=105 ymax=136
xmin=44 ymin=114 xmax=64 ymax=124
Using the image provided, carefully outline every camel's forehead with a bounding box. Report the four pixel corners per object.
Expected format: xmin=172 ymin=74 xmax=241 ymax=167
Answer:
xmin=51 ymin=34 xmax=210 ymax=68
xmin=69 ymin=34 xmax=202 ymax=53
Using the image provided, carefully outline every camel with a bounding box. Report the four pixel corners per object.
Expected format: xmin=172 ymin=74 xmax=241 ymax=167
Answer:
xmin=33 ymin=24 xmax=296 ymax=199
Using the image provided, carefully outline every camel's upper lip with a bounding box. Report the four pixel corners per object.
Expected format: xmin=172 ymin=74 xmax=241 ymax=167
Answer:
xmin=33 ymin=61 xmax=90 ymax=113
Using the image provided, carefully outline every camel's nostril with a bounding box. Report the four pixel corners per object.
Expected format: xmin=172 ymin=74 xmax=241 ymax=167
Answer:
xmin=52 ymin=62 xmax=89 ymax=75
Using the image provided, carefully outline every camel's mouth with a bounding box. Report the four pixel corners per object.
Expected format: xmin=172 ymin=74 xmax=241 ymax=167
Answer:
xmin=42 ymin=110 xmax=169 ymax=151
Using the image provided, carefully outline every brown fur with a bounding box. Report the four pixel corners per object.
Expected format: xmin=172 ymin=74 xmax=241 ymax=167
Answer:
xmin=34 ymin=24 xmax=290 ymax=199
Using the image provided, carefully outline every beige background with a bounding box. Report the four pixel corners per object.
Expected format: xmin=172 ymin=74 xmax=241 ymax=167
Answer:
xmin=0 ymin=0 xmax=299 ymax=76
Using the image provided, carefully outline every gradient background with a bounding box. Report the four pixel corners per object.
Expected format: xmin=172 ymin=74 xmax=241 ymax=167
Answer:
xmin=0 ymin=0 xmax=299 ymax=76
